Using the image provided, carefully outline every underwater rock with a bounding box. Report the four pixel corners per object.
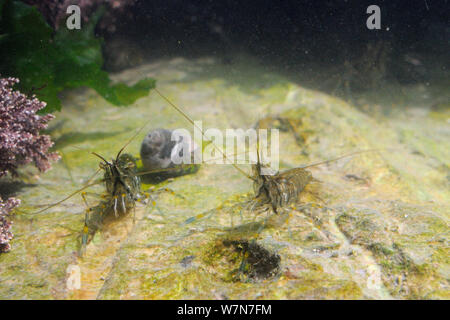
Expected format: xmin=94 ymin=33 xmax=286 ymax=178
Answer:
xmin=335 ymin=202 xmax=448 ymax=299
xmin=25 ymin=0 xmax=137 ymax=32
xmin=140 ymin=128 xmax=199 ymax=181
xmin=1 ymin=58 xmax=448 ymax=299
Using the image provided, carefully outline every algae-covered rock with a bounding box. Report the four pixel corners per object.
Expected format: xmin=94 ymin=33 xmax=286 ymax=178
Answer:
xmin=0 ymin=56 xmax=448 ymax=299
xmin=335 ymin=201 xmax=449 ymax=299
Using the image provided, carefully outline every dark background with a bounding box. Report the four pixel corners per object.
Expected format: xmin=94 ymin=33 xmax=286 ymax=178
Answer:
xmin=112 ymin=0 xmax=448 ymax=55
xmin=107 ymin=2 xmax=446 ymax=58
xmin=96 ymin=0 xmax=448 ymax=93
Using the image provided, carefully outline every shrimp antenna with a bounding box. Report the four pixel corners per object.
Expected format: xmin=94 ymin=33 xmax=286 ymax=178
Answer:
xmin=32 ymin=180 xmax=104 ymax=214
xmin=116 ymin=124 xmax=149 ymax=161
xmin=299 ymin=148 xmax=383 ymax=169
xmin=91 ymin=152 xmax=109 ymax=163
xmin=153 ymin=88 xmax=256 ymax=182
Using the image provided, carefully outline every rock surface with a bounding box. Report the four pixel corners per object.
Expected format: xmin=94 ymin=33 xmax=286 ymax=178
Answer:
xmin=0 ymin=56 xmax=448 ymax=299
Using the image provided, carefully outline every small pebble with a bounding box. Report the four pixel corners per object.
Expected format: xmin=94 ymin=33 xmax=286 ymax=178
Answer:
xmin=180 ymin=255 xmax=196 ymax=268
xmin=140 ymin=128 xmax=199 ymax=180
xmin=140 ymin=128 xmax=198 ymax=170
